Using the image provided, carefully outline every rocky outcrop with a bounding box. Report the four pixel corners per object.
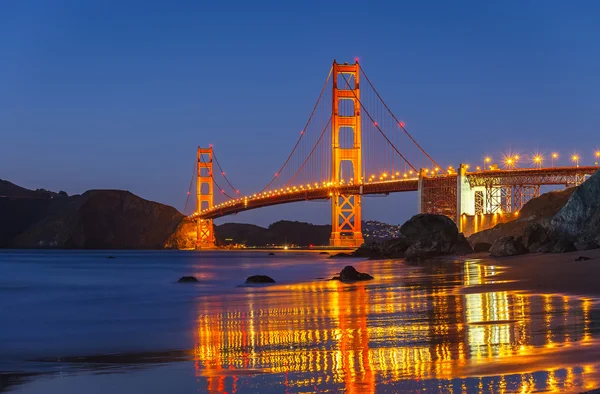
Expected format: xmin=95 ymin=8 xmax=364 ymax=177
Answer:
xmin=331 ymin=265 xmax=373 ymax=282
xmin=245 ymin=275 xmax=276 ymax=284
xmin=164 ymin=217 xmax=197 ymax=249
xmin=469 ymin=171 xmax=600 ymax=255
xmin=489 ymin=236 xmax=528 ymax=257
xmin=468 ymin=187 xmax=575 ymax=246
xmin=551 ymin=170 xmax=600 ymax=248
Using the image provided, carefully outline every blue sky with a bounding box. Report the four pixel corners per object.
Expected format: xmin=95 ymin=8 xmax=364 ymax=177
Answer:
xmin=1 ymin=0 xmax=599 ymax=226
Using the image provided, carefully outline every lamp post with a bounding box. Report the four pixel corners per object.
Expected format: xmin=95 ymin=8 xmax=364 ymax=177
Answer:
xmin=572 ymin=154 xmax=580 ymax=168
xmin=551 ymin=152 xmax=558 ymax=167
xmin=484 ymin=157 xmax=491 ymax=171
xmin=595 ymin=151 xmax=600 ymax=166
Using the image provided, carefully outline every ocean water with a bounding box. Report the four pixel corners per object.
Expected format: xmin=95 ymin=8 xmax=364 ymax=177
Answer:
xmin=1 ymin=250 xmax=600 ymax=393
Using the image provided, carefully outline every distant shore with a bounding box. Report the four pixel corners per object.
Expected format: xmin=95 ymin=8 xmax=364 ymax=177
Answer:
xmin=465 ymin=249 xmax=600 ymax=297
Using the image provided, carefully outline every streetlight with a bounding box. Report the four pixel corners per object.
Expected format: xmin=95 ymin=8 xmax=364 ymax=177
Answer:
xmin=532 ymin=154 xmax=543 ymax=168
xmin=551 ymin=152 xmax=558 ymax=167
xmin=595 ymin=151 xmax=600 ymax=166
xmin=484 ymin=156 xmax=491 ymax=171
xmin=505 ymin=157 xmax=515 ymax=169
xmin=572 ymin=154 xmax=580 ymax=167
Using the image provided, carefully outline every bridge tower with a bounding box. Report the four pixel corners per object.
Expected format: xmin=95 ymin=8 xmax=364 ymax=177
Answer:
xmin=196 ymin=147 xmax=216 ymax=249
xmin=330 ymin=60 xmax=364 ymax=247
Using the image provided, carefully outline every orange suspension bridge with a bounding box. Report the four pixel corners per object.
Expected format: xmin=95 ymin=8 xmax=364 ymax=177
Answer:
xmin=185 ymin=60 xmax=599 ymax=248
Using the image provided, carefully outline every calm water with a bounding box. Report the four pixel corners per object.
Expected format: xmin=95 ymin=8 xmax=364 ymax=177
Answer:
xmin=1 ymin=250 xmax=600 ymax=393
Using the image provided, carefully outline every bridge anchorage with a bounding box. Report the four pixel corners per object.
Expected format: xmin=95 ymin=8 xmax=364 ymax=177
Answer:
xmin=190 ymin=60 xmax=600 ymax=248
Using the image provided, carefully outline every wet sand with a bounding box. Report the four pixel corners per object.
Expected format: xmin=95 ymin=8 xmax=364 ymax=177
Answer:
xmin=466 ymin=248 xmax=600 ymax=297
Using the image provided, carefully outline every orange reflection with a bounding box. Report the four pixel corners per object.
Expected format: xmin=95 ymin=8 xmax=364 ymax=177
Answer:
xmin=191 ymin=260 xmax=600 ymax=392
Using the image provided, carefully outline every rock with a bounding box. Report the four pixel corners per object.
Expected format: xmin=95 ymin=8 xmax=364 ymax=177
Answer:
xmin=401 ymin=214 xmax=458 ymax=245
xmin=575 ymin=241 xmax=599 ymax=251
xmin=552 ymin=237 xmax=576 ymax=253
xmin=268 ymin=252 xmax=275 ymax=256
xmin=331 ymin=265 xmax=373 ymax=282
xmin=527 ymin=242 xmax=542 ymax=253
xmin=575 ymin=256 xmax=592 ymax=261
xmin=537 ymin=242 xmax=554 ymax=253
xmin=245 ymin=275 xmax=276 ymax=284
xmin=552 ymin=170 xmax=600 ymax=242
xmin=400 ymin=214 xmax=472 ymax=261
xmin=353 ymin=237 xmax=410 ymax=259
xmin=489 ymin=236 xmax=528 ymax=257
xmin=473 ymin=242 xmax=492 ymax=252
xmin=522 ymin=223 xmax=548 ymax=249
xmin=329 ymin=252 xmax=354 ymax=258
xmin=450 ymin=233 xmax=474 ymax=255
xmin=177 ymin=276 xmax=199 ymax=283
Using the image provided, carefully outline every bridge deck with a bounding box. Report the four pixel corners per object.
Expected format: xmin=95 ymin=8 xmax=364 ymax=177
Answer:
xmin=193 ymin=166 xmax=599 ymax=220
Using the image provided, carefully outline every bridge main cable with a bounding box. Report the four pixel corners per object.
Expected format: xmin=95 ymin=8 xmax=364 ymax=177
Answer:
xmin=339 ymin=72 xmax=418 ymax=173
xmin=359 ymin=66 xmax=442 ymax=172
xmin=259 ymin=67 xmax=333 ymax=194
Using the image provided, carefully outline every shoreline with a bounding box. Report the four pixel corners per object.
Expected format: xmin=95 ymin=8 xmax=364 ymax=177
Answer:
xmin=464 ymin=248 xmax=600 ymax=298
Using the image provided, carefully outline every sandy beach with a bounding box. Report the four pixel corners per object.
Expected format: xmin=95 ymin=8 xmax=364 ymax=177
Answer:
xmin=465 ymin=249 xmax=600 ymax=298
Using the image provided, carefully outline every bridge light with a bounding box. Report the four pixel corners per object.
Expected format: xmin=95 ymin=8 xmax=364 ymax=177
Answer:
xmin=399 ymin=122 xmax=404 ymax=128
xmin=532 ymin=155 xmax=543 ymax=168
xmin=572 ymin=154 xmax=580 ymax=167
xmin=373 ymin=121 xmax=378 ymax=126
xmin=403 ymin=173 xmax=408 ymax=178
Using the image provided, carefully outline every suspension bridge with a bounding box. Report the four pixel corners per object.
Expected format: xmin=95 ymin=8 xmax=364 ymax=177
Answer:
xmin=187 ymin=60 xmax=599 ymax=248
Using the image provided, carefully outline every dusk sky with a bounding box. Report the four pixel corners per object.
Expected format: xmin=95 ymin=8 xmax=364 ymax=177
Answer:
xmin=2 ymin=1 xmax=599 ymax=226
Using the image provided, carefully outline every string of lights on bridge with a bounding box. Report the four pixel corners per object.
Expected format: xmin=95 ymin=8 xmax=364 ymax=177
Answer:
xmin=190 ymin=149 xmax=600 ymax=217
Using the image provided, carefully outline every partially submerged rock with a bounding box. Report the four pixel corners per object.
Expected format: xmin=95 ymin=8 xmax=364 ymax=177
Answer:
xmin=177 ymin=276 xmax=199 ymax=283
xmin=267 ymin=252 xmax=275 ymax=256
xmin=575 ymin=256 xmax=592 ymax=261
xmin=489 ymin=236 xmax=528 ymax=257
xmin=245 ymin=275 xmax=276 ymax=284
xmin=331 ymin=265 xmax=373 ymax=282
xmin=329 ymin=252 xmax=354 ymax=259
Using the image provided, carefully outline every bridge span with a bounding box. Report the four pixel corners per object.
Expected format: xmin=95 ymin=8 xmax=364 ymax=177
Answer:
xmin=188 ymin=60 xmax=599 ymax=248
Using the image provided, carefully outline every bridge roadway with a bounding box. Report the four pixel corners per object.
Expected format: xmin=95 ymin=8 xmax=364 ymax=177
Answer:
xmin=193 ymin=166 xmax=599 ymax=220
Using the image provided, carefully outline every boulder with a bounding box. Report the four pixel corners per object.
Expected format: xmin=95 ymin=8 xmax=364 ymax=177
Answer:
xmin=450 ymin=233 xmax=474 ymax=255
xmin=245 ymin=275 xmax=276 ymax=284
xmin=401 ymin=214 xmax=458 ymax=245
xmin=177 ymin=276 xmax=199 ymax=283
xmin=400 ymin=214 xmax=472 ymax=261
xmin=575 ymin=256 xmax=592 ymax=261
xmin=552 ymin=237 xmax=577 ymax=253
xmin=473 ymin=242 xmax=492 ymax=252
xmin=489 ymin=236 xmax=528 ymax=257
xmin=331 ymin=265 xmax=373 ymax=282
xmin=522 ymin=223 xmax=548 ymax=249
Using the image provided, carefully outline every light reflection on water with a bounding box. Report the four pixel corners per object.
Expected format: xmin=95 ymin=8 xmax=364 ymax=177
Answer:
xmin=193 ymin=260 xmax=600 ymax=393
